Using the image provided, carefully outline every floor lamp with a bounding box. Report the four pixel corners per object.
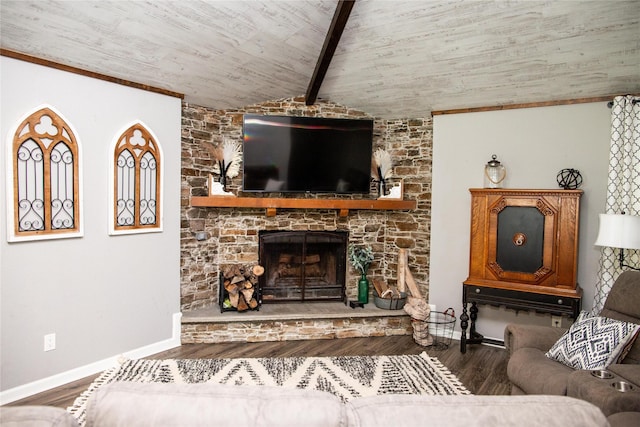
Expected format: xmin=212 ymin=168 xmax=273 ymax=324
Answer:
xmin=594 ymin=213 xmax=640 ymax=271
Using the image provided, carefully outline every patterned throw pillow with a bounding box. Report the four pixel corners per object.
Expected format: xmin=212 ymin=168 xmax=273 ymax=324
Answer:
xmin=545 ymin=311 xmax=640 ymax=370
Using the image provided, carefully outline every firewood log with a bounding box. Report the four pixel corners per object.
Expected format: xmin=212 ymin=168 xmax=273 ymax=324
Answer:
xmin=252 ymin=265 xmax=265 ymax=276
xmin=243 ymin=280 xmax=253 ymax=289
xmin=305 ymin=254 xmax=321 ymax=264
xmin=279 ymin=254 xmax=293 ymax=263
xmin=279 ymin=265 xmax=301 ymax=276
xmin=405 ymin=267 xmax=423 ymax=299
xmin=232 ymin=265 xmax=242 ymax=277
xmin=241 ymin=287 xmax=254 ymax=303
xmin=288 ymin=254 xmax=320 ymax=264
xmin=224 ymin=281 xmax=239 ymax=295
xmin=229 ymin=292 xmax=239 ymax=308
xmin=237 ymin=294 xmax=249 ymax=311
xmin=372 ymin=279 xmax=387 ymax=297
xmin=230 ymin=275 xmax=244 ymax=285
xmin=305 ymin=264 xmax=322 ymax=276
xmin=242 ymin=264 xmax=252 ymax=278
xmin=248 ymin=298 xmax=258 ymax=309
xmin=222 ymin=265 xmax=236 ymax=279
xmin=397 ymin=249 xmax=407 ymax=293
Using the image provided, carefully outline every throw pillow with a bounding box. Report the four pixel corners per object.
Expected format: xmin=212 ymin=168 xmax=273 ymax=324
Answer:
xmin=545 ymin=311 xmax=640 ymax=370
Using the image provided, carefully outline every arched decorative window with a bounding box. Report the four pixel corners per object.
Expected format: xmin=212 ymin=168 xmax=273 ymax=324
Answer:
xmin=7 ymin=106 xmax=82 ymax=241
xmin=110 ymin=122 xmax=162 ymax=234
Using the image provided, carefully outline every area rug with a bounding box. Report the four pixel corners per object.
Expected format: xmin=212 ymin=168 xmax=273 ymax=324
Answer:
xmin=67 ymin=351 xmax=470 ymax=425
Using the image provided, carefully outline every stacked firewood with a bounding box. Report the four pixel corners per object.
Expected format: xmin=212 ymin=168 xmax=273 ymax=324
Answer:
xmin=273 ymin=254 xmax=323 ymax=279
xmin=372 ymin=279 xmax=402 ymax=299
xmin=372 ymin=248 xmax=423 ymax=299
xmin=221 ymin=264 xmax=264 ymax=311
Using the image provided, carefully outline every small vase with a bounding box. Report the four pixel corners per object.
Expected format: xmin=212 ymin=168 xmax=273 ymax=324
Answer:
xmin=358 ymin=273 xmax=369 ymax=304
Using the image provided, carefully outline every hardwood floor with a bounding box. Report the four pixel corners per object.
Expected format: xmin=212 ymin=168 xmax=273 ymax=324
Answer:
xmin=5 ymin=336 xmax=511 ymax=409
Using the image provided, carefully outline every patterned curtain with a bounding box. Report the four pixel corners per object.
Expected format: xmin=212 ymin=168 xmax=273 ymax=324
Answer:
xmin=593 ymin=95 xmax=640 ymax=313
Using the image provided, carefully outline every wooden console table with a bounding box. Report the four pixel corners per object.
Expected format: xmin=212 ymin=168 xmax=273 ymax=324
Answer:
xmin=460 ymin=283 xmax=582 ymax=353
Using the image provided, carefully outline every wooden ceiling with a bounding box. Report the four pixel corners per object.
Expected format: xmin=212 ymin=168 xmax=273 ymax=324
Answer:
xmin=1 ymin=1 xmax=638 ymax=118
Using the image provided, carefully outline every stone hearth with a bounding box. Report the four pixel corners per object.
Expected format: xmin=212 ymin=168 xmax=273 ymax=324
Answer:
xmin=181 ymin=303 xmax=412 ymax=343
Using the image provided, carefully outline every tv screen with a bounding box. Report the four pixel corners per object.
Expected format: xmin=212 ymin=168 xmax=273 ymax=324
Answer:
xmin=242 ymin=114 xmax=373 ymax=193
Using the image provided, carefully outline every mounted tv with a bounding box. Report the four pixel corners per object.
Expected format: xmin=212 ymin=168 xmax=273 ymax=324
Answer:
xmin=242 ymin=114 xmax=373 ymax=194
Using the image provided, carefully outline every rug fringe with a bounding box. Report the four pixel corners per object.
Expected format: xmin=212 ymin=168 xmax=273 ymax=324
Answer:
xmin=418 ymin=351 xmax=471 ymax=395
xmin=66 ymin=361 xmax=128 ymax=425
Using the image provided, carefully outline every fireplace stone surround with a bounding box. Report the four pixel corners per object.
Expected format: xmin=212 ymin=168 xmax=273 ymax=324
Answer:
xmin=180 ymin=97 xmax=432 ymax=342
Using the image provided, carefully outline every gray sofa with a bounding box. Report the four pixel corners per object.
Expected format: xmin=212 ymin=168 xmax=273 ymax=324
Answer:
xmin=1 ymin=382 xmax=610 ymax=427
xmin=505 ymin=271 xmax=640 ymax=425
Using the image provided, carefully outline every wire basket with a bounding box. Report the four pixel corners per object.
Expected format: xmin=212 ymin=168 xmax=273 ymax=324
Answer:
xmin=411 ymin=308 xmax=456 ymax=349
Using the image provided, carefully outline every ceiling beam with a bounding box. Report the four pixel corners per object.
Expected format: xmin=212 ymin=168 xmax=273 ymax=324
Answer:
xmin=305 ymin=0 xmax=355 ymax=106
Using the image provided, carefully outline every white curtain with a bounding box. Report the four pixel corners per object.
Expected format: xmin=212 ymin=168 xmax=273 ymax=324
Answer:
xmin=593 ymin=95 xmax=640 ymax=313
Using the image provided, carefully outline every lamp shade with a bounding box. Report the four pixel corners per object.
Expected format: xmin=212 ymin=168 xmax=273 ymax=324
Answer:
xmin=594 ymin=214 xmax=640 ymax=250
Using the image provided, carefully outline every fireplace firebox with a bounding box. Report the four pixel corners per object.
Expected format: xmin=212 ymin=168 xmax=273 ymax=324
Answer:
xmin=259 ymin=230 xmax=348 ymax=303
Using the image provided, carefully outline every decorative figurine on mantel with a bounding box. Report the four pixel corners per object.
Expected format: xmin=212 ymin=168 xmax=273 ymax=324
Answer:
xmin=371 ymin=148 xmax=393 ymax=198
xmin=208 ymin=139 xmax=242 ymax=196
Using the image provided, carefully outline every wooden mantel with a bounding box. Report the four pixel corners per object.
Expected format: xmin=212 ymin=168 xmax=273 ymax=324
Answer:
xmin=191 ymin=196 xmax=417 ymax=217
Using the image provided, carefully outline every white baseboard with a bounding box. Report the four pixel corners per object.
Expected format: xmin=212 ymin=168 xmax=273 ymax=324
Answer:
xmin=0 ymin=312 xmax=182 ymax=405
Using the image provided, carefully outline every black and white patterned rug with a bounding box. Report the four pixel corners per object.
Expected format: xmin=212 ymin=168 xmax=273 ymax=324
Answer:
xmin=68 ymin=351 xmax=470 ymax=424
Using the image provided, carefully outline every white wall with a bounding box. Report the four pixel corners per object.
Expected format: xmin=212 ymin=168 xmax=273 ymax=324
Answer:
xmin=0 ymin=57 xmax=182 ymax=398
xmin=431 ymin=103 xmax=611 ymax=341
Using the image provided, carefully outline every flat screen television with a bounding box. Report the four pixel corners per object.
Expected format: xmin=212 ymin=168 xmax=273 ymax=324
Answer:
xmin=242 ymin=114 xmax=373 ymax=193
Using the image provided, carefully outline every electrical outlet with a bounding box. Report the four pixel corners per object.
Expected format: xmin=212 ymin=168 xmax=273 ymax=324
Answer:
xmin=551 ymin=316 xmax=563 ymax=328
xmin=44 ymin=333 xmax=56 ymax=351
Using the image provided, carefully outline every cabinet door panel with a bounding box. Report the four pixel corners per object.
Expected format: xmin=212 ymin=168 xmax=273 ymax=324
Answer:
xmin=496 ymin=206 xmax=544 ymax=273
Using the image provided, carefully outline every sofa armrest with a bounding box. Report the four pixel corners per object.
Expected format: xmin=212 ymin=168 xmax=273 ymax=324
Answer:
xmin=504 ymin=323 xmax=567 ymax=355
xmin=608 ymin=364 xmax=640 ymax=386
xmin=568 ymin=368 xmax=640 ymax=416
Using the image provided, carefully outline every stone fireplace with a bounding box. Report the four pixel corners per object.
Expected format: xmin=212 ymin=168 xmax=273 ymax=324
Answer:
xmin=180 ymin=97 xmax=433 ymax=316
xmin=259 ymin=230 xmax=348 ymax=303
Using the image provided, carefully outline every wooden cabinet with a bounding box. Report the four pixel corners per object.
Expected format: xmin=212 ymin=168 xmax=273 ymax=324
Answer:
xmin=465 ymin=188 xmax=582 ymax=295
xmin=460 ymin=189 xmax=582 ymax=352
